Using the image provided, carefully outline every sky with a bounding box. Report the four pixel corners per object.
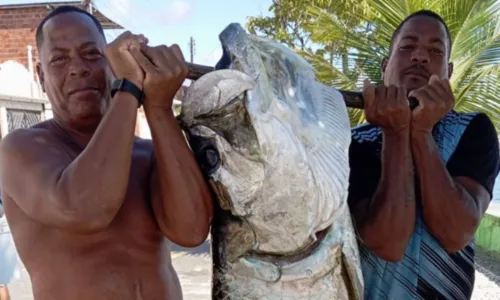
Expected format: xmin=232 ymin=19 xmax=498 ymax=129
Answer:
xmin=92 ymin=0 xmax=274 ymax=66
xmin=1 ymin=0 xmax=273 ymax=66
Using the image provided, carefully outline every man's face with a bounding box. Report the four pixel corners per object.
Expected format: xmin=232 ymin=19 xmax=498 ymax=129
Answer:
xmin=382 ymin=16 xmax=453 ymax=92
xmin=37 ymin=12 xmax=111 ymax=129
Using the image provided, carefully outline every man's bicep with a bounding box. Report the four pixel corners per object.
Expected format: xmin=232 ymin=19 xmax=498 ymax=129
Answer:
xmin=447 ymin=113 xmax=500 ymax=200
xmin=0 ymin=130 xmax=68 ymax=221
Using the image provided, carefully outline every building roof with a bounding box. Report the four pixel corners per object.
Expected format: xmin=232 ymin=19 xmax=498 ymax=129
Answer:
xmin=0 ymin=1 xmax=123 ymax=30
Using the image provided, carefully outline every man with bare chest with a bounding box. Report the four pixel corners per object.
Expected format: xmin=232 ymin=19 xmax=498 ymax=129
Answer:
xmin=0 ymin=6 xmax=213 ymax=300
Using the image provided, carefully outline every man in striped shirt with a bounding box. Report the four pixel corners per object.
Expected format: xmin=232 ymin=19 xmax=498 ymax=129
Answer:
xmin=348 ymin=10 xmax=500 ymax=300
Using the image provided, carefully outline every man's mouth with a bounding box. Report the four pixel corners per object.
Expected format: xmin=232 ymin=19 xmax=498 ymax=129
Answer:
xmin=68 ymin=88 xmax=100 ymax=96
xmin=405 ymin=71 xmax=430 ymax=80
xmin=404 ymin=68 xmax=430 ymax=80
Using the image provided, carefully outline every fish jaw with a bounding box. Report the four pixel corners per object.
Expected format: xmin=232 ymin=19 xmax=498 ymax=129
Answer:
xmin=213 ymin=214 xmax=364 ymax=300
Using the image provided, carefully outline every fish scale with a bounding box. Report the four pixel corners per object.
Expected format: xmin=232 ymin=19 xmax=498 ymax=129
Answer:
xmin=179 ymin=23 xmax=364 ymax=300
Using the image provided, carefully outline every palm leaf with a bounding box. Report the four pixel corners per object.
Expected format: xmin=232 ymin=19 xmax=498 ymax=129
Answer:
xmin=302 ymin=0 xmax=500 ymax=129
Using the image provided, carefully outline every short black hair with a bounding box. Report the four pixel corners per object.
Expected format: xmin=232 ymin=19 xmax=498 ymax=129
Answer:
xmin=35 ymin=5 xmax=105 ymax=50
xmin=388 ymin=10 xmax=452 ymax=57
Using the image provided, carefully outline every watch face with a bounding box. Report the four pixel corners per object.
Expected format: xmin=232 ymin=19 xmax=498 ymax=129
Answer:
xmin=110 ymin=79 xmax=143 ymax=107
xmin=112 ymin=79 xmax=124 ymax=90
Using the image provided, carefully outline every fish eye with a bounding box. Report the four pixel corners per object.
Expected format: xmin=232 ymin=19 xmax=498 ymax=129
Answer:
xmin=183 ymin=131 xmax=221 ymax=175
xmin=201 ymin=146 xmax=220 ymax=174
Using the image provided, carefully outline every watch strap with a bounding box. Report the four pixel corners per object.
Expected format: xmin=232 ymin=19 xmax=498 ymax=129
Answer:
xmin=111 ymin=79 xmax=143 ymax=107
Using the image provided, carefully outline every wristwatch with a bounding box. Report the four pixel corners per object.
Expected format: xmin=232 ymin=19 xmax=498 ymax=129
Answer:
xmin=111 ymin=78 xmax=144 ymax=107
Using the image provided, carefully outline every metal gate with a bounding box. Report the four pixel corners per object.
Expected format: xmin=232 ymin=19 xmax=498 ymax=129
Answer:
xmin=6 ymin=109 xmax=42 ymax=131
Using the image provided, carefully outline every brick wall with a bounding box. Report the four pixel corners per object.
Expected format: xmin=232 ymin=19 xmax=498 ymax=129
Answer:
xmin=0 ymin=7 xmax=46 ymax=70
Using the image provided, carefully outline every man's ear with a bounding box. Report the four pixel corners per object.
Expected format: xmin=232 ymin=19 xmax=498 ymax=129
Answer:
xmin=36 ymin=62 xmax=46 ymax=93
xmin=448 ymin=62 xmax=454 ymax=79
xmin=381 ymin=57 xmax=389 ymax=80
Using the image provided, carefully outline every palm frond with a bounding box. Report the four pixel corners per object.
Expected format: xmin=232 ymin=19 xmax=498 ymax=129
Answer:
xmin=301 ymin=0 xmax=500 ymax=129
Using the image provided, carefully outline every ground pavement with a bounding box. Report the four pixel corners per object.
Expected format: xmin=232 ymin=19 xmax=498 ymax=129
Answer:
xmin=8 ymin=238 xmax=500 ymax=300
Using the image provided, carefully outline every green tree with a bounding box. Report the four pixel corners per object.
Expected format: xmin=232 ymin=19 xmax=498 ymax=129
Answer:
xmin=246 ymin=0 xmax=366 ymax=76
xmin=247 ymin=0 xmax=500 ymax=129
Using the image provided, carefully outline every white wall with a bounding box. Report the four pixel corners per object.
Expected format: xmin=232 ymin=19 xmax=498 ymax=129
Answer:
xmin=0 ymin=60 xmax=44 ymax=99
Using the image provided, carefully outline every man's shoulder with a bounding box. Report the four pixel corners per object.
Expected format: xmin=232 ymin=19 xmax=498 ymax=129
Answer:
xmin=444 ymin=110 xmax=492 ymax=128
xmin=1 ymin=121 xmax=56 ymax=151
xmin=464 ymin=111 xmax=495 ymax=130
xmin=449 ymin=111 xmax=497 ymax=141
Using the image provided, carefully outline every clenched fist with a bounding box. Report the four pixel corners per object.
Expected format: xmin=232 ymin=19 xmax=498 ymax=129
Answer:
xmin=130 ymin=44 xmax=188 ymax=110
xmin=363 ymin=80 xmax=411 ymax=135
xmin=408 ymin=75 xmax=455 ymax=134
xmin=104 ymin=31 xmax=148 ymax=90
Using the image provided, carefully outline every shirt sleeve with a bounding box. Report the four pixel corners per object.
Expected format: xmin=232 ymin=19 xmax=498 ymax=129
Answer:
xmin=347 ymin=137 xmax=382 ymax=207
xmin=447 ymin=113 xmax=500 ymax=198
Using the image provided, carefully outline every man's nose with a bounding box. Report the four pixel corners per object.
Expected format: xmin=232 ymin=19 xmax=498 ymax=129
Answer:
xmin=69 ymin=57 xmax=90 ymax=77
xmin=411 ymin=48 xmax=429 ymax=64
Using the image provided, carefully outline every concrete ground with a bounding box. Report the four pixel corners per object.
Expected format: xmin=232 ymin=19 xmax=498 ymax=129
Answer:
xmin=7 ymin=240 xmax=500 ymax=299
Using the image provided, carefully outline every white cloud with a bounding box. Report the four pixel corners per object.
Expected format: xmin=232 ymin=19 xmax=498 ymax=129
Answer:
xmin=96 ymin=0 xmax=193 ymax=31
xmin=154 ymin=0 xmax=193 ymax=25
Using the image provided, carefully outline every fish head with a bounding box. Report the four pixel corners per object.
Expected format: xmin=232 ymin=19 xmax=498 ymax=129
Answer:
xmin=179 ymin=69 xmax=265 ymax=213
xmin=179 ymin=23 xmax=352 ymax=255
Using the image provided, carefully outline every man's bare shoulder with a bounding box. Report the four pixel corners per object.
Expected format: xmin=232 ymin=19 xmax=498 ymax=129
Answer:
xmin=1 ymin=120 xmax=59 ymax=153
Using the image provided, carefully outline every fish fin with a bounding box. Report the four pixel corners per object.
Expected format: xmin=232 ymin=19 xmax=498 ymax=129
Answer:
xmin=301 ymin=81 xmax=352 ymax=229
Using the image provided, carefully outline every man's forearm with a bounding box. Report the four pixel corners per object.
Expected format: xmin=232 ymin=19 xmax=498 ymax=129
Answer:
xmin=56 ymin=92 xmax=138 ymax=229
xmin=411 ymin=131 xmax=480 ymax=252
xmin=356 ymin=130 xmax=415 ymax=261
xmin=145 ymin=106 xmax=213 ymax=246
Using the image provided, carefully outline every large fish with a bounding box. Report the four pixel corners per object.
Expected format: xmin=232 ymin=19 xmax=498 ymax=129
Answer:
xmin=178 ymin=23 xmax=363 ymax=300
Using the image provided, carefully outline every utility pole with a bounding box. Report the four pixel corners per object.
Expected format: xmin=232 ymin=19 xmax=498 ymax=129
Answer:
xmin=188 ymin=37 xmax=195 ymax=63
xmin=82 ymin=0 xmax=93 ymax=14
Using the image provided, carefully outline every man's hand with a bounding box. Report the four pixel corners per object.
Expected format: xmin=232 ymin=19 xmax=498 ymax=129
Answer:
xmin=104 ymin=31 xmax=148 ymax=90
xmin=408 ymin=75 xmax=455 ymax=134
xmin=363 ymin=79 xmax=411 ymax=135
xmin=130 ymin=44 xmax=188 ymax=110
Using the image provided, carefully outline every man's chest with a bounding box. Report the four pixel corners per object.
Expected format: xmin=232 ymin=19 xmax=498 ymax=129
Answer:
xmin=110 ymin=153 xmax=159 ymax=232
xmin=61 ymin=142 xmax=158 ymax=232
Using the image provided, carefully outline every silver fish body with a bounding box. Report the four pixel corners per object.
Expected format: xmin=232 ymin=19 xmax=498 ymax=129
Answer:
xmin=179 ymin=23 xmax=363 ymax=300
